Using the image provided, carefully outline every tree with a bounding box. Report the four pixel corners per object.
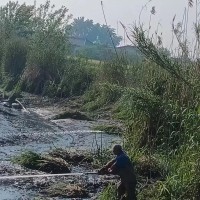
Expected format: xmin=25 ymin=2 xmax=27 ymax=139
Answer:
xmin=0 ymin=1 xmax=35 ymax=38
xmin=0 ymin=1 xmax=72 ymax=94
xmin=70 ymin=17 xmax=122 ymax=47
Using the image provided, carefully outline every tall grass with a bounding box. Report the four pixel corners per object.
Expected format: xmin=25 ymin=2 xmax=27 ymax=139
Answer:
xmin=98 ymin=184 xmax=117 ymax=200
xmin=85 ymin=2 xmax=200 ymax=200
xmin=56 ymin=58 xmax=94 ymax=97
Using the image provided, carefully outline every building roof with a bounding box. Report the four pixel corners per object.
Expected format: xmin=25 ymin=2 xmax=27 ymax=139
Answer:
xmin=117 ymin=45 xmax=137 ymax=49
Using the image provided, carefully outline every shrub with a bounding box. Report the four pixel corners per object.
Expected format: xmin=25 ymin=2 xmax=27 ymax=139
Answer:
xmin=56 ymin=58 xmax=94 ymax=97
xmin=2 ymin=37 xmax=27 ymax=90
xmin=98 ymin=59 xmax=127 ymax=86
xmin=83 ymin=83 xmax=123 ymax=111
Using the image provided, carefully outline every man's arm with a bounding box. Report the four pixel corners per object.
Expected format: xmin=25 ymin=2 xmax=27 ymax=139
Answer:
xmin=105 ymin=159 xmax=116 ymax=169
xmin=98 ymin=159 xmax=116 ymax=175
xmin=108 ymin=155 xmax=126 ymax=174
xmin=108 ymin=162 xmax=118 ymax=174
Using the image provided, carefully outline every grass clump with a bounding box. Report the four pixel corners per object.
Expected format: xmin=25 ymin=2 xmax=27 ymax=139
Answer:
xmin=48 ymin=148 xmax=93 ymax=164
xmin=98 ymin=184 xmax=117 ymax=200
xmin=12 ymin=151 xmax=42 ymax=169
xmin=114 ymin=88 xmax=192 ymax=150
xmin=135 ymin=155 xmax=165 ymax=180
xmin=99 ymin=59 xmax=127 ymax=86
xmin=13 ymin=151 xmax=71 ymax=173
xmin=92 ymin=148 xmax=114 ymax=168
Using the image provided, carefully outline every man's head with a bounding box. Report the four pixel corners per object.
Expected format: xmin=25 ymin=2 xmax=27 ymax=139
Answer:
xmin=112 ymin=144 xmax=123 ymax=155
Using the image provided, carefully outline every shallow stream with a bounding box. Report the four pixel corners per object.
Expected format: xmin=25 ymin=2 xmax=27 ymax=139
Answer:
xmin=0 ymin=104 xmax=120 ymax=199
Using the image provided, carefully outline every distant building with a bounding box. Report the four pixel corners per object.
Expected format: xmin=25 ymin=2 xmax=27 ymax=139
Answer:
xmin=117 ymin=45 xmax=138 ymax=54
xmin=117 ymin=45 xmax=143 ymax=62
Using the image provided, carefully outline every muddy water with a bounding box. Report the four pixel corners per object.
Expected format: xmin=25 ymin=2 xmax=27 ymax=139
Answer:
xmin=0 ymin=105 xmax=120 ymax=199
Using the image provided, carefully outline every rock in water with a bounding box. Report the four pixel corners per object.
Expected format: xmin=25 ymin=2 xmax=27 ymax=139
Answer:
xmin=12 ymin=103 xmax=22 ymax=109
xmin=2 ymin=102 xmax=12 ymax=108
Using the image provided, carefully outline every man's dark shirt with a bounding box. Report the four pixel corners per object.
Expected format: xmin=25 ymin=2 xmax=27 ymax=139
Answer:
xmin=112 ymin=151 xmax=136 ymax=184
xmin=115 ymin=152 xmax=133 ymax=169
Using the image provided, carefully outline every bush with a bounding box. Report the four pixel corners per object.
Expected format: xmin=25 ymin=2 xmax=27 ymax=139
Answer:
xmin=2 ymin=38 xmax=27 ymax=90
xmin=83 ymin=83 xmax=123 ymax=111
xmin=99 ymin=59 xmax=127 ymax=86
xmin=21 ymin=28 xmax=67 ymax=94
xmin=56 ymin=58 xmax=94 ymax=97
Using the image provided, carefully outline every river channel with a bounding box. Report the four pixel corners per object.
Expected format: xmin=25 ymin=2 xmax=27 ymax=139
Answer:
xmin=0 ymin=104 xmax=120 ymax=199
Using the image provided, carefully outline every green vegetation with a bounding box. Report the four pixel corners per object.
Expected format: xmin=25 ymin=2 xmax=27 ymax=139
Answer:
xmin=1 ymin=1 xmax=200 ymax=199
xmin=98 ymin=184 xmax=117 ymax=200
xmin=13 ymin=151 xmax=42 ymax=169
xmin=48 ymin=148 xmax=93 ymax=164
xmin=13 ymin=149 xmax=94 ymax=173
xmin=84 ymin=4 xmax=200 ymax=200
xmin=13 ymin=151 xmax=70 ymax=173
xmin=0 ymin=1 xmax=94 ymax=97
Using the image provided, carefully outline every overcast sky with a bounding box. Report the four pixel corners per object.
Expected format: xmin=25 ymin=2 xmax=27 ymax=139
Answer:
xmin=0 ymin=0 xmax=197 ymax=47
